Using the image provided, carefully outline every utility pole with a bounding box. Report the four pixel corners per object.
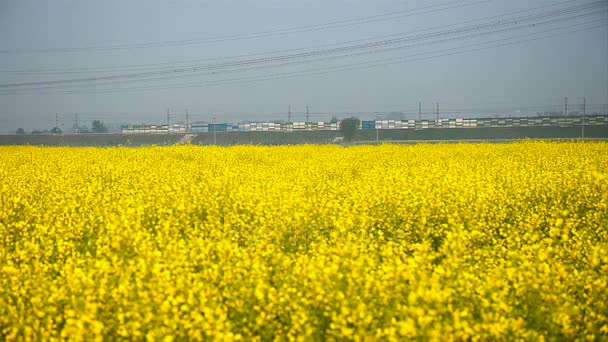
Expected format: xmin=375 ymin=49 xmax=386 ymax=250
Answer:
xmin=436 ymin=102 xmax=439 ymax=123
xmin=75 ymin=113 xmax=79 ymax=133
xmin=376 ymin=113 xmax=380 ymax=143
xmin=306 ymin=105 xmax=310 ymax=130
xmin=212 ymin=116 xmax=217 ymax=145
xmin=186 ymin=108 xmax=189 ymax=132
xmin=288 ymin=105 xmax=291 ymax=123
xmin=55 ymin=113 xmax=59 ymax=129
xmin=582 ymin=96 xmax=586 ymax=139
xmin=418 ymin=102 xmax=422 ymax=121
xmin=582 ymin=96 xmax=586 ymax=116
xmin=167 ymin=108 xmax=170 ymax=130
xmin=564 ymin=97 xmax=568 ymax=116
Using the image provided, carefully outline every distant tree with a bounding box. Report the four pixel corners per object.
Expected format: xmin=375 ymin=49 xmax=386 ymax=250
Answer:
xmin=71 ymin=124 xmax=89 ymax=133
xmin=31 ymin=129 xmax=48 ymax=134
xmin=50 ymin=126 xmax=62 ymax=134
xmin=71 ymin=123 xmax=89 ymax=133
xmin=91 ymin=120 xmax=108 ymax=133
xmin=16 ymin=128 xmax=26 ymax=134
xmin=339 ymin=117 xmax=360 ymax=142
xmin=330 ymin=116 xmax=339 ymax=124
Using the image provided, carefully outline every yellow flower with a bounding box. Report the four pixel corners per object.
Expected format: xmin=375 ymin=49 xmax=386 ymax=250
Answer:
xmin=0 ymin=142 xmax=606 ymax=340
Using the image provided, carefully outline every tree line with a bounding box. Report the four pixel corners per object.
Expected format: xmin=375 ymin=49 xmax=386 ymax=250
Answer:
xmin=15 ymin=120 xmax=108 ymax=134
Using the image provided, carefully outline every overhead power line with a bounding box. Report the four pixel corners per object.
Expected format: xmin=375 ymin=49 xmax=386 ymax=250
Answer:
xmin=0 ymin=1 xmax=604 ymax=92
xmin=2 ymin=22 xmax=603 ymax=95
xmin=0 ymin=0 xmax=594 ymax=75
xmin=5 ymin=16 xmax=605 ymax=94
xmin=284 ymin=105 xmax=564 ymax=115
xmin=2 ymin=20 xmax=603 ymax=96
xmin=0 ymin=0 xmax=485 ymax=54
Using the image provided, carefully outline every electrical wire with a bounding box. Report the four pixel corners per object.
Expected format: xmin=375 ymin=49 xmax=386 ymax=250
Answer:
xmin=2 ymin=20 xmax=602 ymax=96
xmin=0 ymin=0 xmax=484 ymax=54
xmin=5 ymin=15 xmax=604 ymax=93
xmin=0 ymin=0 xmax=592 ymax=74
xmin=36 ymin=14 xmax=608 ymax=91
xmin=1 ymin=1 xmax=603 ymax=90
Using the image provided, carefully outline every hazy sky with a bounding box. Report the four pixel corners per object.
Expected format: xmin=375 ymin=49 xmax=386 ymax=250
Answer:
xmin=1 ymin=0 xmax=607 ymax=132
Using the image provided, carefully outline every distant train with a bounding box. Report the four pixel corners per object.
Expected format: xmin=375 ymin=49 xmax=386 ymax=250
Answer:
xmin=121 ymin=114 xmax=607 ymax=134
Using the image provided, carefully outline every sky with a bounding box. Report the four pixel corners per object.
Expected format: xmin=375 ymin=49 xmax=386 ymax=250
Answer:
xmin=0 ymin=0 xmax=607 ymax=132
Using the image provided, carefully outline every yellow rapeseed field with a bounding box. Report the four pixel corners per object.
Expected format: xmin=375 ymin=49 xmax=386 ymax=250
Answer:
xmin=1 ymin=142 xmax=607 ymax=340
